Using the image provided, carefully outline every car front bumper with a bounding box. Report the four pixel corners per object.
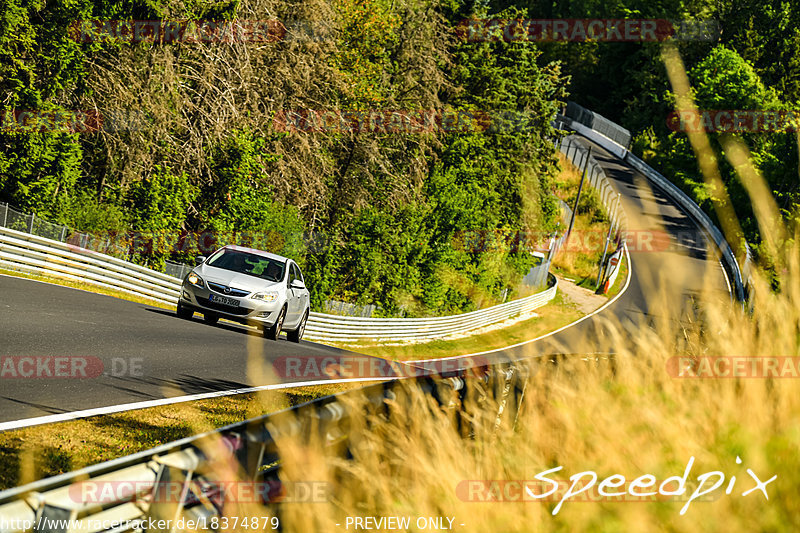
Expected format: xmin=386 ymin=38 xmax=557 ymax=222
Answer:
xmin=179 ymin=282 xmax=282 ymax=327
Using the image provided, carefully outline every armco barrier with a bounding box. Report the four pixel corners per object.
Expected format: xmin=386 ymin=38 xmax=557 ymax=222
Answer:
xmin=555 ymin=134 xmax=630 ymax=292
xmin=0 ymin=360 xmax=530 ymax=532
xmin=0 ymin=226 xmax=181 ymax=306
xmin=304 ymin=274 xmax=556 ymax=342
xmin=558 ymin=102 xmax=746 ymax=302
xmin=564 ymin=101 xmax=632 ymax=150
xmin=0 ymin=225 xmax=558 ymax=343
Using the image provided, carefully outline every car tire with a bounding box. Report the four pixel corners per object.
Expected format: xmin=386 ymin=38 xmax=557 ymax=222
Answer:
xmin=176 ymin=301 xmax=193 ymax=319
xmin=264 ymin=306 xmax=287 ymax=340
xmin=203 ymin=313 xmax=219 ymax=325
xmin=287 ymin=310 xmax=308 ymax=343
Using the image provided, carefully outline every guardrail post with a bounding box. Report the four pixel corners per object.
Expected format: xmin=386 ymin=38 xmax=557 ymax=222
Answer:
xmin=28 ymin=213 xmax=34 ymax=233
xmin=1 ymin=203 xmax=6 ymax=227
xmin=566 ymin=146 xmax=592 ymax=239
xmin=596 ymin=220 xmax=615 ymax=290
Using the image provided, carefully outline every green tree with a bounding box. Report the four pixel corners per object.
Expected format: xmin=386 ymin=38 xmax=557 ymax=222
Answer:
xmin=0 ymin=128 xmax=82 ymax=219
xmin=124 ymin=164 xmax=195 ymax=268
xmin=199 ymin=131 xmax=306 ymax=260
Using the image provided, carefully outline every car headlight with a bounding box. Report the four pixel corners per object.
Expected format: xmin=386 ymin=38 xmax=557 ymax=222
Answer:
xmin=186 ymin=272 xmax=205 ymax=288
xmin=251 ymin=291 xmax=278 ymax=302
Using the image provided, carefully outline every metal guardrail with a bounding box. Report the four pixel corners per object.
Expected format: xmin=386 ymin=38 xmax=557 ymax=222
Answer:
xmin=555 ymin=134 xmax=630 ymax=292
xmin=0 ymin=226 xmax=182 ymax=306
xmin=564 ymin=101 xmax=632 ymax=149
xmin=0 ymin=225 xmax=559 ymax=342
xmin=0 ymin=359 xmax=530 ymax=533
xmin=304 ymin=275 xmax=557 ymax=342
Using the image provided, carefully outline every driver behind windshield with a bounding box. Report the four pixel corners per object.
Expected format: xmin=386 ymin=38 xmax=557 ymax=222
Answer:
xmin=229 ymin=252 xmax=249 ymax=273
xmin=210 ymin=250 xmax=285 ymax=282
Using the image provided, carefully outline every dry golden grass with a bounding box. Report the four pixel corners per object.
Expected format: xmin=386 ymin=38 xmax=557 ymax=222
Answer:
xmin=259 ymin=234 xmax=800 ymax=532
xmin=0 ymin=382 xmax=368 ymax=490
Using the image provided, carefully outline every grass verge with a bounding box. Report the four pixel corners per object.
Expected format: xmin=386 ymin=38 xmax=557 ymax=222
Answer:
xmin=0 ymin=382 xmax=369 ymax=490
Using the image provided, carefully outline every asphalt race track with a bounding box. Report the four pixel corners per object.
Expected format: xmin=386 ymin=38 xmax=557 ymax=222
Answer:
xmin=0 ymin=280 xmax=382 ymax=424
xmin=0 ymin=135 xmax=732 ymax=424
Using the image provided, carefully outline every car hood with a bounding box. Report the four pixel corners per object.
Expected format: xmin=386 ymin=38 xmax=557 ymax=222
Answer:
xmin=196 ymin=264 xmax=282 ymax=293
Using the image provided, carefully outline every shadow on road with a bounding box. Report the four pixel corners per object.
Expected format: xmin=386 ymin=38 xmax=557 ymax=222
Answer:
xmin=144 ymin=308 xmax=264 ymax=337
xmin=101 ymin=373 xmax=254 ymax=399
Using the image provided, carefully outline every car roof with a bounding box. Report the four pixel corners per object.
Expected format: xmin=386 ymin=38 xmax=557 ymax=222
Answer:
xmin=219 ymin=245 xmax=290 ymax=263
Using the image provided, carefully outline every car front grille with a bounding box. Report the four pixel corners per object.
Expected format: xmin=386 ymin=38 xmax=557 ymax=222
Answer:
xmin=207 ymin=282 xmax=250 ymax=297
xmin=202 ymin=300 xmax=252 ymax=315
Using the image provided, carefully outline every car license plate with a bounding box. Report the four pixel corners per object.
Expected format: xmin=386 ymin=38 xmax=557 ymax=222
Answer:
xmin=209 ymin=294 xmax=239 ymax=307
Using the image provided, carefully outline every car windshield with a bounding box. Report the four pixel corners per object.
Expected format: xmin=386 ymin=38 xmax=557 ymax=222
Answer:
xmin=207 ymin=250 xmax=286 ymax=282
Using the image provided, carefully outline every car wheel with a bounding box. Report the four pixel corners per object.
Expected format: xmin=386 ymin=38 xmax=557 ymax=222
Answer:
xmin=287 ymin=310 xmax=308 ymax=343
xmin=203 ymin=313 xmax=219 ymax=325
xmin=264 ymin=306 xmax=286 ymax=340
xmin=176 ymin=301 xmax=193 ymax=319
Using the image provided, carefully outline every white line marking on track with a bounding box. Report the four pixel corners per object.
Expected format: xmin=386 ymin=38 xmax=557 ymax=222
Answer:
xmin=719 ymin=260 xmax=732 ymax=296
xmin=0 ymin=377 xmax=389 ymax=432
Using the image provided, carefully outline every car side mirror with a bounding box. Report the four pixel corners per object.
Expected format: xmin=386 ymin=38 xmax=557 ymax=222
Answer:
xmin=291 ymin=279 xmax=305 ymax=290
xmin=195 ymin=255 xmax=207 ymax=266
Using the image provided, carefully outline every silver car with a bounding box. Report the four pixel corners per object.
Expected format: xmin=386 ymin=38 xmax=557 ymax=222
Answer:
xmin=176 ymin=245 xmax=311 ymax=342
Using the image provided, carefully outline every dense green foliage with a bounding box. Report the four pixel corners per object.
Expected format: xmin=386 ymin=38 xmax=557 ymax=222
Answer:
xmin=516 ymin=0 xmax=800 ymax=255
xmin=0 ymin=0 xmax=568 ymax=315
